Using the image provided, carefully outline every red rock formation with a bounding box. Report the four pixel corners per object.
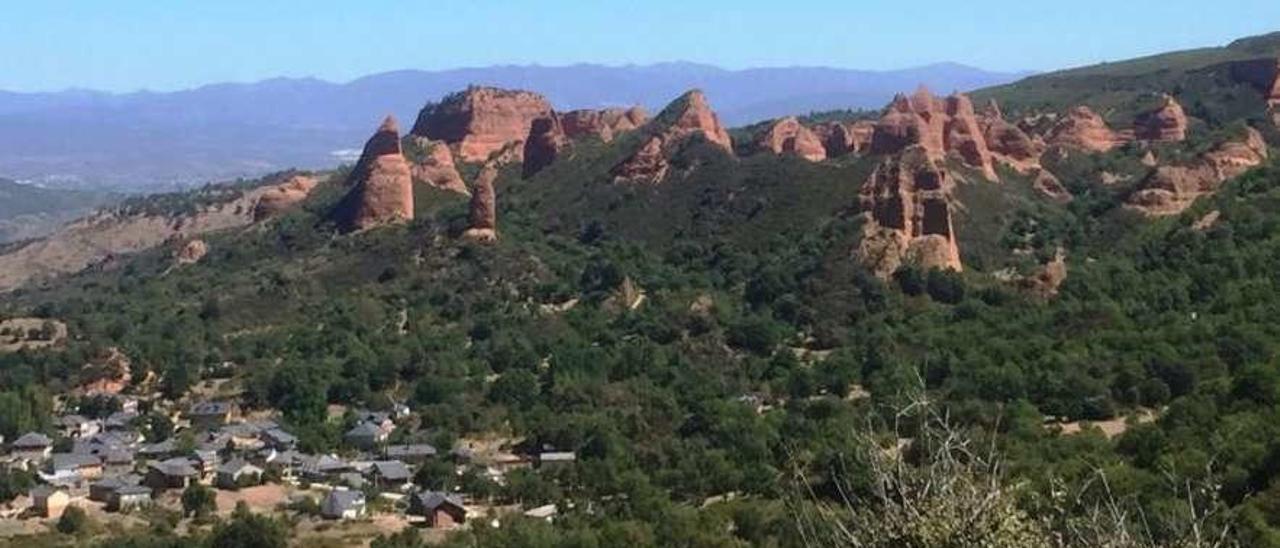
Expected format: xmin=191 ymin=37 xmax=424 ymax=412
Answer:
xmin=411 ymin=86 xmax=554 ymax=163
xmin=870 ymin=87 xmax=997 ymax=180
xmin=1046 ymin=106 xmax=1123 ymax=152
xmin=253 ymin=175 xmax=318 ymax=221
xmin=611 ymin=90 xmax=732 ymax=183
xmin=815 ymin=120 xmax=875 ymax=157
xmin=1128 ymin=127 xmax=1269 ymax=215
xmin=980 ymin=100 xmax=1043 ymax=173
xmin=335 ymin=116 xmax=415 ymax=231
xmin=1229 ymin=58 xmax=1280 ymax=107
xmin=1133 ymin=94 xmax=1188 ymax=142
xmin=463 ymin=163 xmax=499 ymax=242
xmin=753 ymin=116 xmax=827 ymax=162
xmin=523 ymin=115 xmax=567 ymax=177
xmin=661 ymin=90 xmax=733 ymax=152
xmin=407 ymin=137 xmax=468 ymax=195
xmin=611 ymin=136 xmax=669 ymax=183
xmin=1021 ymin=248 xmax=1068 ymax=297
xmin=560 ymin=107 xmax=648 ymax=142
xmin=857 ymin=146 xmax=962 ymax=277
xmin=1032 ymin=169 xmax=1071 ymax=202
xmin=175 ymin=239 xmax=208 ymax=265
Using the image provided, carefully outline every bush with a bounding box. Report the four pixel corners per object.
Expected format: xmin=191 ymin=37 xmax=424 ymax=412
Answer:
xmin=56 ymin=505 xmax=92 ymax=535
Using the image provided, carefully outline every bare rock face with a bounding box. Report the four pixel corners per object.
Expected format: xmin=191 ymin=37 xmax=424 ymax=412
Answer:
xmin=980 ymin=100 xmax=1043 ymax=173
xmin=560 ymin=107 xmax=648 ymax=142
xmin=815 ymin=120 xmax=875 ymax=157
xmin=611 ymin=136 xmax=670 ymax=183
xmin=523 ymin=115 xmax=567 ymax=178
xmin=611 ymin=90 xmax=732 ymax=183
xmin=1127 ymin=127 xmax=1269 ymax=215
xmin=411 ymin=86 xmax=554 ymax=163
xmin=1133 ymin=94 xmax=1188 ymax=142
xmin=335 ymin=116 xmax=415 ymax=231
xmin=175 ymin=239 xmax=208 ymax=265
xmin=253 ymin=174 xmax=318 ymax=221
xmin=1032 ymin=169 xmax=1071 ymax=202
xmin=661 ymin=89 xmax=733 ymax=152
xmin=407 ymin=137 xmax=468 ymax=195
xmin=463 ymin=163 xmax=499 ymax=242
xmin=1229 ymin=58 xmax=1280 ymax=107
xmin=870 ymin=87 xmax=997 ymax=180
xmin=1046 ymin=106 xmax=1123 ymax=152
xmin=857 ymin=146 xmax=962 ymax=277
xmin=753 ymin=116 xmax=827 ymax=162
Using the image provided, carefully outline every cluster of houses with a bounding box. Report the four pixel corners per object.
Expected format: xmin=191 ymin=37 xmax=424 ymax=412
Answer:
xmin=1 ymin=396 xmax=484 ymax=529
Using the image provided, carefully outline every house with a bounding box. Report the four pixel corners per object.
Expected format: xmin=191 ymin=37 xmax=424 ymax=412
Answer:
xmin=89 ymin=474 xmax=143 ymax=503
xmin=102 ymin=448 xmax=135 ymax=475
xmin=385 ymin=444 xmax=437 ymax=464
xmin=138 ymin=439 xmax=179 ymax=459
xmin=368 ymin=460 xmax=412 ymax=489
xmin=216 ymin=459 xmax=263 ymax=489
xmin=30 ymin=486 xmax=71 ymax=518
xmin=408 ymin=491 xmax=466 ymax=528
xmin=193 ymin=450 xmax=220 ymax=478
xmin=321 ymin=489 xmax=366 ymax=520
xmin=353 ymin=411 xmax=395 ymax=433
xmin=57 ymin=415 xmax=100 ymax=439
xmin=187 ymin=401 xmax=237 ymax=430
xmin=107 ymin=485 xmax=152 ymax=512
xmin=262 ymin=449 xmax=303 ymax=478
xmin=299 ymin=454 xmax=350 ymax=481
xmin=260 ymin=428 xmax=298 ymax=451
xmin=10 ymin=432 xmax=53 ymax=461
xmin=339 ymin=472 xmax=368 ymax=490
xmin=220 ymin=423 xmax=266 ymax=451
xmin=145 ymin=458 xmax=199 ymax=490
xmin=343 ymin=422 xmax=387 ymax=450
xmin=49 ymin=453 xmax=104 ymax=480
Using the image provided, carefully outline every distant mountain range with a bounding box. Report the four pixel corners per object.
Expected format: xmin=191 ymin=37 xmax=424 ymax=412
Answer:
xmin=0 ymin=62 xmax=1030 ymax=191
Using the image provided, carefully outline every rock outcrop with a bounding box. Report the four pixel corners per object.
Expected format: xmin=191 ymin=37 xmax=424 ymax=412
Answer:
xmin=175 ymin=239 xmax=208 ymax=265
xmin=611 ymin=136 xmax=670 ymax=183
xmin=611 ymin=90 xmax=733 ymax=183
xmin=335 ymin=116 xmax=414 ymax=231
xmin=253 ymin=175 xmax=318 ymax=221
xmin=857 ymin=146 xmax=962 ymax=277
xmin=753 ymin=116 xmax=827 ymax=162
xmin=1020 ymin=249 xmax=1068 ymax=297
xmin=870 ymin=87 xmax=997 ymax=180
xmin=407 ymin=137 xmax=468 ymax=195
xmin=1127 ymin=127 xmax=1269 ymax=215
xmin=463 ymin=163 xmax=499 ymax=242
xmin=1046 ymin=106 xmax=1123 ymax=152
xmin=980 ymin=100 xmax=1043 ymax=173
xmin=560 ymin=107 xmax=648 ymax=142
xmin=522 ymin=115 xmax=567 ymax=178
xmin=1032 ymin=169 xmax=1071 ymax=202
xmin=1133 ymin=95 xmax=1188 ymax=142
xmin=815 ymin=120 xmax=875 ymax=157
xmin=1229 ymin=58 xmax=1280 ymax=107
xmin=411 ymin=87 xmax=554 ymax=163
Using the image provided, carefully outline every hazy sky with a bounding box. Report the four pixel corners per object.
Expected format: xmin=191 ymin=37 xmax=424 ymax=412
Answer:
xmin=2 ymin=0 xmax=1278 ymax=92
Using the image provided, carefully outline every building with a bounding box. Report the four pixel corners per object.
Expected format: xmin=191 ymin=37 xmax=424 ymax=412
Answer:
xmin=89 ymin=475 xmax=143 ymax=503
xmin=368 ymin=460 xmax=412 ymax=489
xmin=321 ymin=489 xmax=366 ymax=520
xmin=260 ymin=428 xmax=298 ymax=451
xmin=298 ymin=454 xmax=350 ymax=481
xmin=408 ymin=491 xmax=466 ymax=528
xmin=537 ymin=451 xmax=577 ymax=468
xmin=145 ymin=458 xmax=199 ymax=490
xmin=30 ymin=486 xmax=71 ymax=519
xmin=187 ymin=401 xmax=237 ymax=430
xmin=216 ymin=459 xmax=264 ymax=489
xmin=343 ymin=422 xmax=388 ymax=450
xmin=107 ymin=485 xmax=152 ymax=512
xmin=193 ymin=450 xmax=220 ymax=478
xmin=384 ymin=444 xmax=437 ymax=464
xmin=49 ymin=453 xmax=104 ymax=480
xmin=56 ymin=415 xmax=100 ymax=439
xmin=10 ymin=432 xmax=53 ymax=461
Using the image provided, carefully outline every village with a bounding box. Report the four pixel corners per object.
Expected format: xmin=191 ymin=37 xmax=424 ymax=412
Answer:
xmin=0 ymin=387 xmax=574 ymax=540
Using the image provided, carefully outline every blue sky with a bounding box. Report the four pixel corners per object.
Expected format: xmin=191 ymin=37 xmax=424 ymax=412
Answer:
xmin=2 ymin=0 xmax=1277 ymax=92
